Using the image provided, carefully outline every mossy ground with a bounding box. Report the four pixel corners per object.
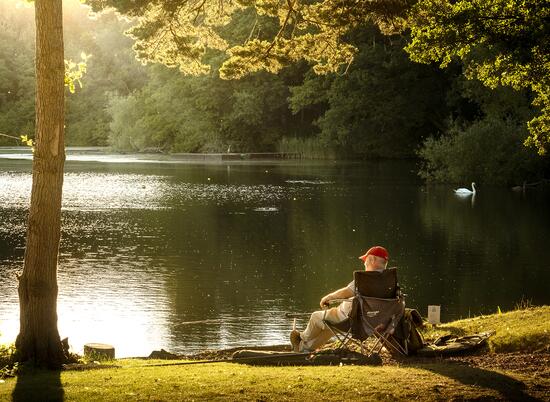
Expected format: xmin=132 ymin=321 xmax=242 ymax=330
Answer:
xmin=0 ymin=306 xmax=548 ymax=401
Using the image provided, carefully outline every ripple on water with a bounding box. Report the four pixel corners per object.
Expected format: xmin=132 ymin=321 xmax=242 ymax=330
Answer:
xmin=0 ymin=169 xmax=319 ymax=355
xmin=0 ymin=172 xmax=306 ymax=211
xmin=285 ymin=179 xmax=335 ymax=185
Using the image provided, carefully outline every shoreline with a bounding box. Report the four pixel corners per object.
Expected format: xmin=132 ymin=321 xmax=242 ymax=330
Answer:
xmin=1 ymin=307 xmax=548 ymax=401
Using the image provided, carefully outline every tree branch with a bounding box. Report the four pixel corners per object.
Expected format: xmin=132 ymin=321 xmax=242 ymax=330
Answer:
xmin=264 ymin=0 xmax=294 ymax=57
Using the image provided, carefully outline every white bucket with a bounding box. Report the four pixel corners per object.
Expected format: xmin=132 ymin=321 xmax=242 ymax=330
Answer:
xmin=427 ymin=305 xmax=441 ymax=324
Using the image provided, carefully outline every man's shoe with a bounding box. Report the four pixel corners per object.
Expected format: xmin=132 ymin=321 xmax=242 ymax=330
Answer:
xmin=290 ymin=329 xmax=301 ymax=352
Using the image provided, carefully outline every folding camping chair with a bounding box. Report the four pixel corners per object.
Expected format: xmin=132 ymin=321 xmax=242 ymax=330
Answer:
xmin=323 ymin=268 xmax=408 ymax=357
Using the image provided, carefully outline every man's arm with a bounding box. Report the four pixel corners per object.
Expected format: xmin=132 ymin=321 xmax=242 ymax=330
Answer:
xmin=319 ymin=286 xmax=354 ymax=309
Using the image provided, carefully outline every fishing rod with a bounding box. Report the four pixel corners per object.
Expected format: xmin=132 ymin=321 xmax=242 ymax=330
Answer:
xmin=176 ymin=308 xmax=345 ymax=325
xmin=175 ymin=298 xmax=356 ymax=325
xmin=285 ymin=312 xmax=311 ymax=318
xmin=134 ymin=351 xmax=315 ymax=368
xmin=176 ymin=315 xmax=281 ymax=326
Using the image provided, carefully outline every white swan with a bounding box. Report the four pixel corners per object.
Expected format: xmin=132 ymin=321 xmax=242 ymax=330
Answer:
xmin=454 ymin=182 xmax=476 ymax=195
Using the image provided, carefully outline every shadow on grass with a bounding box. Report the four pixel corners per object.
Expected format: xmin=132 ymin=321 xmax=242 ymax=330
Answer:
xmin=12 ymin=369 xmax=64 ymax=402
xmin=418 ymin=361 xmax=542 ymax=401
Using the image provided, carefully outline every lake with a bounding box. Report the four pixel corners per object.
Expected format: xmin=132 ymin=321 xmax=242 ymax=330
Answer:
xmin=1 ymin=150 xmax=549 ymax=357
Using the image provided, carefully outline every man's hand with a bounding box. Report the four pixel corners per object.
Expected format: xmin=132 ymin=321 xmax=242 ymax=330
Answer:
xmin=320 ymin=295 xmax=331 ymax=309
xmin=319 ymin=286 xmax=354 ymax=309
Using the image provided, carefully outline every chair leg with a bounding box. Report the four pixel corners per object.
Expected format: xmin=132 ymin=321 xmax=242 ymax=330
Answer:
xmin=376 ymin=332 xmax=407 ymax=356
xmin=368 ymin=334 xmax=384 ymax=354
xmin=324 ymin=321 xmax=352 ymax=350
xmin=361 ymin=328 xmax=408 ymax=357
xmin=324 ymin=321 xmax=369 ymax=355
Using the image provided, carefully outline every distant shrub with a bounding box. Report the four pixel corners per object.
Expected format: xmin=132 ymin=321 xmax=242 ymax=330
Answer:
xmin=418 ymin=117 xmax=548 ymax=185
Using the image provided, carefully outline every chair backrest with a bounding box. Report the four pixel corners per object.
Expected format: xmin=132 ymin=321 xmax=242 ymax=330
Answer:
xmin=353 ymin=267 xmax=398 ymax=299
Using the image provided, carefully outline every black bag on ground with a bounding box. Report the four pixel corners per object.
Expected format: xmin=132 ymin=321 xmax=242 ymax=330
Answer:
xmin=393 ymin=308 xmax=425 ymax=355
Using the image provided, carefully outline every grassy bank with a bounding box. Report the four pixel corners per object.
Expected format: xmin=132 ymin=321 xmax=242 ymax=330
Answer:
xmin=0 ymin=306 xmax=548 ymax=401
xmin=423 ymin=306 xmax=550 ymax=353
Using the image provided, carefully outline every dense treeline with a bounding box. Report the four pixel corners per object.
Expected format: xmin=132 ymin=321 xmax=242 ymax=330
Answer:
xmin=0 ymin=0 xmax=547 ymax=184
xmin=0 ymin=1 xmax=146 ymax=147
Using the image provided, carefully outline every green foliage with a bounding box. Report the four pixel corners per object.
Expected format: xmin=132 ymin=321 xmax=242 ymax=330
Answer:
xmin=418 ymin=79 xmax=548 ymax=185
xmin=0 ymin=1 xmax=35 ymax=146
xmin=289 ymin=28 xmax=450 ymax=158
xmin=106 ymin=64 xmax=298 ymax=153
xmin=418 ymin=117 xmax=546 ymax=185
xmin=106 ymin=70 xmax=223 ymax=153
xmin=0 ymin=0 xmax=148 ymax=147
xmin=64 ymin=53 xmax=90 ymax=94
xmin=19 ymin=135 xmax=33 ymax=148
xmin=86 ymin=0 xmax=411 ymax=79
xmin=0 ymin=343 xmax=17 ymax=379
xmin=1 ymin=0 xmax=546 ymax=185
xmin=0 ymin=132 xmax=34 ymax=150
xmin=106 ymin=67 xmax=224 ymax=152
xmin=407 ymin=0 xmax=550 ymax=155
xmin=218 ymin=0 xmax=409 ymax=78
xmin=104 ymin=22 xmax=459 ymax=157
xmin=63 ymin=4 xmax=149 ymax=146
xmin=85 ymin=0 xmax=548 ymax=162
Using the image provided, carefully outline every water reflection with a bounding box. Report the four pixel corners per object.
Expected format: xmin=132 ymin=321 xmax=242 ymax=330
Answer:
xmin=415 ymin=185 xmax=549 ymax=316
xmin=0 ymin=157 xmax=549 ymax=356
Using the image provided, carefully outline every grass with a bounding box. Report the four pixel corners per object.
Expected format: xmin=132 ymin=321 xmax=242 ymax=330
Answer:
xmin=423 ymin=306 xmax=550 ymax=353
xmin=0 ymin=306 xmax=548 ymax=401
xmin=2 ymin=359 xmax=543 ymax=401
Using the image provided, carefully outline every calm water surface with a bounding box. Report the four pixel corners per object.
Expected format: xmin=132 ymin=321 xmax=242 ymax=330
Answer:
xmin=1 ymin=151 xmax=549 ymax=356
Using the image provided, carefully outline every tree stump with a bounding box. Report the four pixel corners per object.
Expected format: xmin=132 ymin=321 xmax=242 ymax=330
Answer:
xmin=84 ymin=343 xmax=115 ymax=360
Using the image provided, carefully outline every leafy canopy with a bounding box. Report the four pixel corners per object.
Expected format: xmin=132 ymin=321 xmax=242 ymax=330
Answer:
xmin=86 ymin=0 xmax=412 ymax=77
xmin=406 ymin=0 xmax=550 ymax=155
xmin=86 ymin=0 xmax=549 ymax=154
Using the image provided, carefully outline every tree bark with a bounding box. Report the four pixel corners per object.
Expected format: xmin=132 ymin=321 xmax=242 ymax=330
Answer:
xmin=15 ymin=0 xmax=66 ymax=368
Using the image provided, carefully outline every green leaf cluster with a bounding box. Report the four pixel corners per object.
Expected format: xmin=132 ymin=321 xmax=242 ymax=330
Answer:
xmin=64 ymin=53 xmax=90 ymax=94
xmin=85 ymin=0 xmax=412 ymax=78
xmin=406 ymin=0 xmax=550 ymax=154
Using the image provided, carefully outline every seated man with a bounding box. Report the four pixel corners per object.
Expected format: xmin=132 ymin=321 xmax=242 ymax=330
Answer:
xmin=290 ymin=245 xmax=390 ymax=352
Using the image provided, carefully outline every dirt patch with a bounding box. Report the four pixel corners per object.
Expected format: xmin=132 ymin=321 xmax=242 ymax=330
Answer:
xmin=448 ymin=351 xmax=550 ymax=377
xmin=380 ymin=349 xmax=550 ymax=377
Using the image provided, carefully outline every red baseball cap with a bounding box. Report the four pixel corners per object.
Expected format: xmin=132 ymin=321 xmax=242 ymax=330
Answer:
xmin=359 ymin=246 xmax=389 ymax=262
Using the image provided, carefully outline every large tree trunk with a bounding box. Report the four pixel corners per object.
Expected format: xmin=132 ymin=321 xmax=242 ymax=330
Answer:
xmin=15 ymin=0 xmax=66 ymax=368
